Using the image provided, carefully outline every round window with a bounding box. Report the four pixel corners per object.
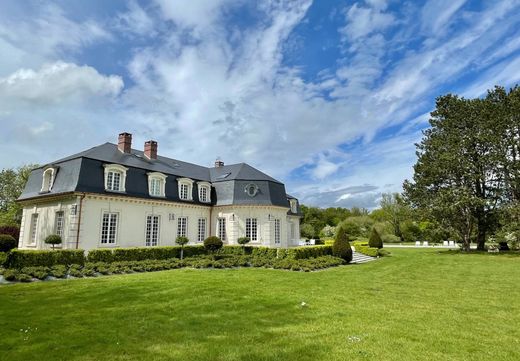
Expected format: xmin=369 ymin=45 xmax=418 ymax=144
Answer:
xmin=245 ymin=183 xmax=259 ymax=197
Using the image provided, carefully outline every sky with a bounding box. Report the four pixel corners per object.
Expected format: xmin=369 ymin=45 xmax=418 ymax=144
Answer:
xmin=0 ymin=0 xmax=519 ymax=209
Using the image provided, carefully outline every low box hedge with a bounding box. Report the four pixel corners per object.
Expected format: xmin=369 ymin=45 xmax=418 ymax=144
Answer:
xmin=87 ymin=245 xmax=206 ymax=263
xmin=5 ymin=249 xmax=85 ymax=269
xmin=353 ymin=244 xmax=379 ymax=257
xmin=282 ymin=245 xmax=333 ymax=259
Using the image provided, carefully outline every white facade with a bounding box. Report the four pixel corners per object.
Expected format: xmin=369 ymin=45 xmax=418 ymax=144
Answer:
xmin=18 ymin=193 xmax=300 ymax=251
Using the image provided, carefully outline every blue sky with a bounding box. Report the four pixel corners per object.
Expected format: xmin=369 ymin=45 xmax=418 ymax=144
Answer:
xmin=0 ymin=0 xmax=519 ymax=209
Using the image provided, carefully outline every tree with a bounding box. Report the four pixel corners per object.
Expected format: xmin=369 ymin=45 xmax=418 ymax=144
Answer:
xmin=300 ymin=223 xmax=315 ymax=238
xmin=319 ymin=225 xmax=336 ymax=238
xmin=379 ymin=193 xmax=411 ymax=242
xmin=237 ymin=236 xmax=250 ymax=254
xmin=44 ymin=234 xmax=62 ymax=250
xmin=332 ymin=226 xmax=352 ymax=262
xmin=0 ymin=165 xmax=37 ymax=226
xmin=368 ymin=228 xmax=383 ymax=249
xmin=404 ymin=86 xmax=519 ymax=250
xmin=175 ymin=236 xmax=189 ymax=259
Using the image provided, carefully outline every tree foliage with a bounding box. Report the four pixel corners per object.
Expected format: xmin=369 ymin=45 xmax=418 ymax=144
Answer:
xmin=0 ymin=165 xmax=37 ymax=226
xmin=368 ymin=228 xmax=383 ymax=249
xmin=404 ymin=86 xmax=520 ymax=250
xmin=332 ymin=226 xmax=352 ymax=262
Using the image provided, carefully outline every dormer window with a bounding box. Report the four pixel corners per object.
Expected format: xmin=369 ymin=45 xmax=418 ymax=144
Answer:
xmin=40 ymin=167 xmax=57 ymax=193
xmin=289 ymin=199 xmax=298 ymax=213
xmin=177 ymin=178 xmax=194 ymax=201
xmin=198 ymin=182 xmax=211 ymax=203
xmin=148 ymin=172 xmax=167 ymax=197
xmin=103 ymin=164 xmax=128 ymax=192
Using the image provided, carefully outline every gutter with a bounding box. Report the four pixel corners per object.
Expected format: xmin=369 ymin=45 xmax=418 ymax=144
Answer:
xmin=75 ymin=193 xmax=86 ymax=249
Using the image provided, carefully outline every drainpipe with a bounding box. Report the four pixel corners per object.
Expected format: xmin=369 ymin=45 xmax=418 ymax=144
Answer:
xmin=75 ymin=193 xmax=86 ymax=249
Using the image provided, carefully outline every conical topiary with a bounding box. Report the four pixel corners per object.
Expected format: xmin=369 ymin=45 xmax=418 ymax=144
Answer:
xmin=369 ymin=228 xmax=383 ymax=249
xmin=332 ymin=226 xmax=352 ymax=263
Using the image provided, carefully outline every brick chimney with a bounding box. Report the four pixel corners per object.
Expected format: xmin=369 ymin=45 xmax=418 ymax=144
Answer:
xmin=118 ymin=132 xmax=132 ymax=153
xmin=144 ymin=140 xmax=158 ymax=160
xmin=215 ymin=158 xmax=224 ymax=167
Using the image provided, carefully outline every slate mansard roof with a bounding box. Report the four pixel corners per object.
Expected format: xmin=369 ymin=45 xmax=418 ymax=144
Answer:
xmin=19 ymin=142 xmax=301 ymax=213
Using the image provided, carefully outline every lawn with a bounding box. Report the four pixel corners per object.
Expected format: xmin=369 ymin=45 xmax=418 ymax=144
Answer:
xmin=1 ymin=249 xmax=519 ymax=361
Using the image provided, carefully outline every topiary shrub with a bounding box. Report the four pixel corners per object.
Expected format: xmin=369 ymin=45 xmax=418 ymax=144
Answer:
xmin=332 ymin=227 xmax=352 ymax=263
xmin=175 ymin=236 xmax=190 ymax=260
xmin=204 ymin=236 xmax=223 ymax=253
xmin=44 ymin=234 xmax=62 ymax=250
xmin=0 ymin=234 xmax=17 ymax=253
xmin=237 ymin=237 xmax=250 ymax=254
xmin=0 ymin=226 xmax=20 ymax=242
xmin=369 ymin=228 xmax=383 ymax=249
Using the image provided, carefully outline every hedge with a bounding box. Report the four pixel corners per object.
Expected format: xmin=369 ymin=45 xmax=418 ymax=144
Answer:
xmin=5 ymin=249 xmax=85 ymax=269
xmin=282 ymin=245 xmax=333 ymax=259
xmin=353 ymin=244 xmax=379 ymax=257
xmin=87 ymin=245 xmax=206 ymax=263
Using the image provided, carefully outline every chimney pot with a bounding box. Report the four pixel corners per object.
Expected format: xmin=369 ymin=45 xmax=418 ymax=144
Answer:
xmin=144 ymin=140 xmax=158 ymax=160
xmin=118 ymin=132 xmax=132 ymax=153
xmin=215 ymin=159 xmax=224 ymax=167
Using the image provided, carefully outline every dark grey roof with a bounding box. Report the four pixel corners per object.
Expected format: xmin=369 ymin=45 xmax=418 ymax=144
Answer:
xmin=18 ymin=142 xmax=296 ymax=210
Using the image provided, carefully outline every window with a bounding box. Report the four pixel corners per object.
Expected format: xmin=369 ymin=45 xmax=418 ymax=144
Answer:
xmin=178 ymin=178 xmax=194 ymax=200
xmin=197 ymin=218 xmax=206 ymax=242
xmin=217 ymin=217 xmax=226 ymax=241
xmin=198 ymin=182 xmax=211 ymax=203
xmin=145 ymin=215 xmax=160 ymax=246
xmin=54 ymin=211 xmax=65 ymax=238
xmin=289 ymin=199 xmax=298 ymax=213
xmin=103 ymin=164 xmax=128 ymax=192
xmin=246 ymin=218 xmax=258 ymax=241
xmin=101 ymin=212 xmax=118 ymax=244
xmin=274 ymin=219 xmax=281 ymax=244
xmin=29 ymin=214 xmax=38 ymax=244
xmin=177 ymin=217 xmax=187 ymax=238
xmin=245 ymin=183 xmax=259 ymax=197
xmin=148 ymin=172 xmax=167 ymax=197
xmin=41 ymin=167 xmax=56 ymax=193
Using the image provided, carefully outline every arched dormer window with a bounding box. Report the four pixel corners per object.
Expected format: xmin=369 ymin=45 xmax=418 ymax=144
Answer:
xmin=148 ymin=172 xmax=167 ymax=197
xmin=289 ymin=199 xmax=298 ymax=213
xmin=103 ymin=164 xmax=128 ymax=192
xmin=177 ymin=178 xmax=194 ymax=201
xmin=197 ymin=182 xmax=211 ymax=203
xmin=40 ymin=167 xmax=57 ymax=193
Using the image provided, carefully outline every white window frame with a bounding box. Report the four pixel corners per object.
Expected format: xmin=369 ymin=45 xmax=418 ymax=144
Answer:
xmin=100 ymin=212 xmax=119 ymax=245
xmin=197 ymin=182 xmax=211 ymax=203
xmin=289 ymin=199 xmax=298 ymax=213
xmin=103 ymin=164 xmax=128 ymax=192
xmin=217 ymin=217 xmax=226 ymax=241
xmin=40 ymin=167 xmax=56 ymax=193
xmin=274 ymin=219 xmax=281 ymax=244
xmin=178 ymin=178 xmax=194 ymax=201
xmin=147 ymin=172 xmax=167 ymax=197
xmin=145 ymin=214 xmax=160 ymax=246
xmin=29 ymin=213 xmax=39 ymax=245
xmin=177 ymin=216 xmax=188 ymax=238
xmin=197 ymin=218 xmax=206 ymax=243
xmin=54 ymin=211 xmax=65 ymax=238
xmin=246 ymin=218 xmax=258 ymax=242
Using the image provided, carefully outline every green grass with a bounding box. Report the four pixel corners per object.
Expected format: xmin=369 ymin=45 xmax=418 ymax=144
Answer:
xmin=1 ymin=249 xmax=519 ymax=361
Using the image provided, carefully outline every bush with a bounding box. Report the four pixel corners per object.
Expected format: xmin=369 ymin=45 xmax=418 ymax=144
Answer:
xmin=354 ymin=245 xmax=379 ymax=257
xmin=0 ymin=252 xmax=7 ymax=266
xmin=282 ymin=246 xmax=333 ymax=260
xmin=218 ymin=245 xmax=253 ymax=255
xmin=369 ymin=228 xmax=383 ymax=249
xmin=381 ymin=234 xmax=400 ymax=243
xmin=251 ymin=247 xmax=278 ymax=258
xmin=87 ymin=246 xmax=206 ymax=263
xmin=21 ymin=266 xmax=49 ymax=280
xmin=2 ymin=269 xmax=18 ymax=281
xmin=6 ymin=249 xmax=85 ymax=269
xmin=175 ymin=236 xmax=190 ymax=259
xmin=16 ymin=273 xmax=33 ymax=282
xmin=49 ymin=265 xmax=67 ymax=278
xmin=0 ymin=226 xmax=20 ymax=242
xmin=204 ymin=236 xmax=223 ymax=253
xmin=332 ymin=227 xmax=353 ymax=263
xmin=68 ymin=264 xmax=84 ymax=278
xmin=44 ymin=234 xmax=62 ymax=250
xmin=0 ymin=234 xmax=17 ymax=253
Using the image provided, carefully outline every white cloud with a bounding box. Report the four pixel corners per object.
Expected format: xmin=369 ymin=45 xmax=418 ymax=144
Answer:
xmin=421 ymin=0 xmax=467 ymax=34
xmin=0 ymin=62 xmax=123 ymax=105
xmin=340 ymin=2 xmax=395 ymax=41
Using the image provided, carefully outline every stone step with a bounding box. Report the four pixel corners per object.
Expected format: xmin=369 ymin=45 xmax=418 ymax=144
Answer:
xmin=351 ymin=251 xmax=377 ymax=264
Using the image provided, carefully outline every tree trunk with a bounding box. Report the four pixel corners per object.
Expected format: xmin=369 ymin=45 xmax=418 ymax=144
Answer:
xmin=462 ymin=234 xmax=471 ymax=252
xmin=180 ymin=247 xmax=184 ymax=260
xmin=476 ymin=206 xmax=487 ymax=251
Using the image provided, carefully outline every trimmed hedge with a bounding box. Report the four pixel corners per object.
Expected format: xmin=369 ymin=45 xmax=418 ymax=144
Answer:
xmin=5 ymin=249 xmax=85 ymax=269
xmin=87 ymin=246 xmax=206 ymax=263
xmin=354 ymin=245 xmax=379 ymax=257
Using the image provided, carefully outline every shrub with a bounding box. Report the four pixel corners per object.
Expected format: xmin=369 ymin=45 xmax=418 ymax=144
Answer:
xmin=2 ymin=269 xmax=18 ymax=281
xmin=87 ymin=246 xmax=206 ymax=263
xmin=21 ymin=266 xmax=49 ymax=280
xmin=369 ymin=228 xmax=383 ymax=249
xmin=175 ymin=236 xmax=190 ymax=259
xmin=204 ymin=236 xmax=223 ymax=253
xmin=87 ymin=249 xmax=114 ymax=263
xmin=68 ymin=264 xmax=84 ymax=278
xmin=354 ymin=245 xmax=379 ymax=257
xmin=6 ymin=249 xmax=85 ymax=269
xmin=251 ymin=247 xmax=278 ymax=258
xmin=49 ymin=265 xmax=67 ymax=278
xmin=219 ymin=245 xmax=253 ymax=255
xmin=0 ymin=226 xmax=20 ymax=242
xmin=283 ymin=246 xmax=333 ymax=260
xmin=0 ymin=234 xmax=17 ymax=253
xmin=381 ymin=234 xmax=400 ymax=243
xmin=332 ymin=227 xmax=353 ymax=263
xmin=44 ymin=234 xmax=62 ymax=250
xmin=16 ymin=273 xmax=33 ymax=282
xmin=0 ymin=252 xmax=7 ymax=266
